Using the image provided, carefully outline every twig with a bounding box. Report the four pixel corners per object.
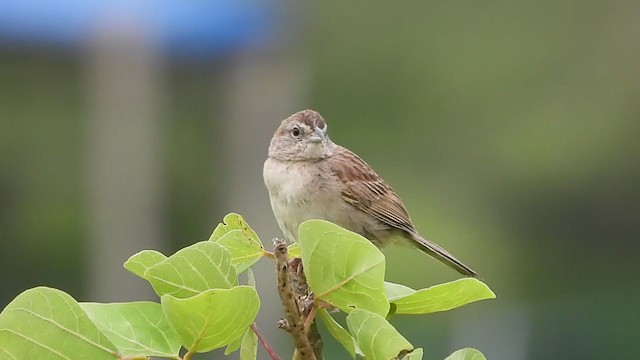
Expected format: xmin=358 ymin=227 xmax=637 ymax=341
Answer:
xmin=290 ymin=258 xmax=323 ymax=358
xmin=273 ymin=239 xmax=318 ymax=360
xmin=251 ymin=323 xmax=281 ymax=360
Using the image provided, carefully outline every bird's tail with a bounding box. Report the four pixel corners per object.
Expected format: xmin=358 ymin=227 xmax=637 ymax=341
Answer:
xmin=411 ymin=233 xmax=478 ymax=277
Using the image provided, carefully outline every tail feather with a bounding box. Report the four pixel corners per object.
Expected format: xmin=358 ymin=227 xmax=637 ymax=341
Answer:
xmin=411 ymin=233 xmax=478 ymax=277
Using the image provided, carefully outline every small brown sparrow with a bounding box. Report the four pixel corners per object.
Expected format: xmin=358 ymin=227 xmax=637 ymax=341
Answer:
xmin=263 ymin=110 xmax=477 ymax=277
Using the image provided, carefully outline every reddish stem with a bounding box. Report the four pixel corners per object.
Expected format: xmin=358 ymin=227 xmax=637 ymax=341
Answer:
xmin=303 ymin=305 xmax=317 ymax=334
xmin=251 ymin=323 xmax=280 ymax=360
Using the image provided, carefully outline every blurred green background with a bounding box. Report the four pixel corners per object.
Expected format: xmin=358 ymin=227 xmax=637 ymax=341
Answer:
xmin=1 ymin=1 xmax=639 ymax=359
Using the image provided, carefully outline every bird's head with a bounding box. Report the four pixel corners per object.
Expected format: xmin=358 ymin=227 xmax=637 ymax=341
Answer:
xmin=268 ymin=110 xmax=333 ymax=161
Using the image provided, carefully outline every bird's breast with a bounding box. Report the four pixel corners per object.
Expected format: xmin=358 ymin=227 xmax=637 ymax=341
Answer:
xmin=263 ymin=158 xmax=317 ymax=203
xmin=263 ymin=158 xmax=349 ymax=241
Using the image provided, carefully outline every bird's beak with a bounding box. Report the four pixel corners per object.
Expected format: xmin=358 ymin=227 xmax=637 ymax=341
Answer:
xmin=309 ymin=126 xmax=325 ymax=143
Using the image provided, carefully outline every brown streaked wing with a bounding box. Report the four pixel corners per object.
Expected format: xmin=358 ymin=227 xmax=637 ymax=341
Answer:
xmin=330 ymin=146 xmax=417 ymax=234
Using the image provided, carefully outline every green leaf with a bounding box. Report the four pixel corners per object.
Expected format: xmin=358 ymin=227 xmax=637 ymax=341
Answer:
xmin=247 ymin=268 xmax=256 ymax=288
xmin=225 ymin=324 xmax=258 ymax=357
xmin=161 ymin=286 xmax=260 ymax=353
xmin=225 ymin=272 xmax=257 ymax=352
xmin=80 ymin=302 xmax=181 ymax=358
xmin=240 ymin=326 xmax=258 ymax=360
xmin=318 ymin=309 xmax=356 ymax=359
xmin=0 ymin=287 xmax=118 ymax=360
xmin=124 ymin=250 xmax=167 ymax=279
xmin=404 ymin=348 xmax=424 ymax=359
xmin=298 ymin=220 xmax=389 ymax=316
xmin=346 ymin=309 xmax=413 ymax=360
xmin=209 ymin=213 xmax=265 ymax=273
xmin=224 ymin=326 xmax=247 ymax=355
xmin=384 ymin=282 xmax=416 ymax=301
xmin=287 ymin=243 xmax=301 ymax=258
xmin=444 ymin=348 xmax=487 ymax=360
xmin=145 ymin=241 xmax=238 ymax=298
xmin=391 ymin=278 xmax=495 ymax=315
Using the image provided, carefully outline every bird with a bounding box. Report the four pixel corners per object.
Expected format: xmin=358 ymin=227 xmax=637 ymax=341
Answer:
xmin=263 ymin=109 xmax=477 ymax=277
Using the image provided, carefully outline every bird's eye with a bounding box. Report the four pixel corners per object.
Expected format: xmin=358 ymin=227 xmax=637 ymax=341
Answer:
xmin=291 ymin=126 xmax=301 ymax=137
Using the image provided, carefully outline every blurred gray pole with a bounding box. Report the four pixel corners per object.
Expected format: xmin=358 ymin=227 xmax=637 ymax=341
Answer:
xmin=217 ymin=48 xmax=308 ymax=238
xmin=216 ymin=46 xmax=308 ymax=349
xmin=85 ymin=21 xmax=165 ymax=301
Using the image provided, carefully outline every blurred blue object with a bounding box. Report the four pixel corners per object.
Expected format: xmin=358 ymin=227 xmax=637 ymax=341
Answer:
xmin=0 ymin=0 xmax=279 ymax=58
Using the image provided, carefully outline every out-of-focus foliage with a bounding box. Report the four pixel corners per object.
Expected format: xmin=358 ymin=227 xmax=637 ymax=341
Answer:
xmin=306 ymin=2 xmax=640 ymax=359
xmin=0 ymin=1 xmax=638 ymax=359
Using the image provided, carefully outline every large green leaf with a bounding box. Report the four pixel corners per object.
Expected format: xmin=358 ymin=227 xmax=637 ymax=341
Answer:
xmin=124 ymin=250 xmax=167 ymax=279
xmin=390 ymin=278 xmax=495 ymax=315
xmin=346 ymin=309 xmax=413 ymax=360
xmin=145 ymin=241 xmax=237 ymax=298
xmin=298 ymin=220 xmax=389 ymax=316
xmin=0 ymin=287 xmax=118 ymax=360
xmin=444 ymin=348 xmax=487 ymax=360
xmin=80 ymin=302 xmax=181 ymax=358
xmin=318 ymin=309 xmax=356 ymax=359
xmin=209 ymin=213 xmax=265 ymax=273
xmin=161 ymin=286 xmax=259 ymax=353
